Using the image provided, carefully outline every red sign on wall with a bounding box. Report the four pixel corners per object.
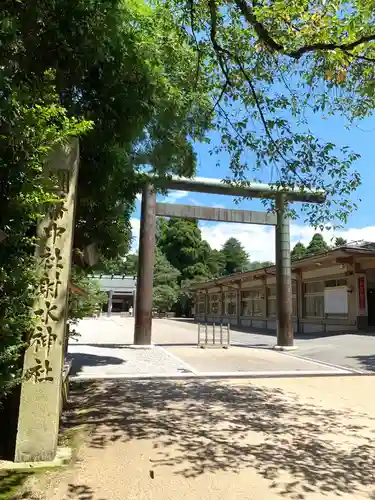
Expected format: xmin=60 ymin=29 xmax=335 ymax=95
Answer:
xmin=358 ymin=276 xmax=366 ymax=312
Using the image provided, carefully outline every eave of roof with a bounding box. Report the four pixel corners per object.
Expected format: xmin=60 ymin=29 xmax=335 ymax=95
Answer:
xmin=188 ymin=244 xmax=375 ymax=290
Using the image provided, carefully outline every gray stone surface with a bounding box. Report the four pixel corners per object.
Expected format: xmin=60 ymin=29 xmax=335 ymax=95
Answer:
xmin=171 ymin=319 xmax=375 ymax=373
xmin=68 ymin=317 xmax=363 ymax=378
xmin=15 ymin=138 xmax=79 ymax=463
xmin=68 ymin=317 xmax=194 ymax=378
xmin=68 ymin=344 xmax=192 ymax=378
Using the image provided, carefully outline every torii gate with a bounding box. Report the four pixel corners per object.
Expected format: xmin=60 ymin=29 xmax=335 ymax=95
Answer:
xmin=133 ymin=175 xmax=325 ymax=349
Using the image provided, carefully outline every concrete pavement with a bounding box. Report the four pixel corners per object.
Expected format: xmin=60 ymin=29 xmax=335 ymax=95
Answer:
xmin=158 ymin=318 xmax=375 ymax=374
xmin=68 ymin=317 xmax=356 ymax=379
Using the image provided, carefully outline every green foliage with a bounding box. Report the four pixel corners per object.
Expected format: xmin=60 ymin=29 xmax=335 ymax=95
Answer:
xmin=0 ymin=0 xmax=214 ymax=402
xmin=172 ymin=0 xmax=372 ymax=227
xmin=291 ymin=242 xmax=308 ymax=261
xmin=206 ymin=248 xmax=226 ymax=277
xmin=93 ymin=253 xmax=138 ymax=277
xmin=157 ymin=218 xmax=212 ymax=281
xmin=123 ymin=254 xmax=139 ymax=276
xmin=334 ymin=237 xmax=347 ymax=247
xmin=291 ymin=234 xmax=333 ymax=261
xmin=153 ymin=249 xmax=180 ymax=313
xmin=306 ymin=233 xmax=330 ymax=256
xmin=221 ymin=238 xmax=250 ymax=275
xmin=0 ymin=69 xmax=91 ymax=401
xmin=68 ymin=267 xmax=107 ymax=328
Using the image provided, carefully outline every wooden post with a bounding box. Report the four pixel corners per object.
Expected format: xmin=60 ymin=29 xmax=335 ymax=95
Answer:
xmin=275 ymin=194 xmax=293 ymax=347
xmin=296 ymin=269 xmax=303 ymax=333
xmin=14 ymin=138 xmax=79 ymax=462
xmin=236 ymin=280 xmax=241 ymax=327
xmin=134 ymin=184 xmax=156 ymax=345
xmin=220 ymin=286 xmax=225 ymax=323
xmin=204 ymin=290 xmax=208 ymax=323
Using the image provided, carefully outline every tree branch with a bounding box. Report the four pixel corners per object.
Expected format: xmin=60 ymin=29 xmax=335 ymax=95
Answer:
xmin=212 ymin=81 xmax=229 ymax=112
xmin=233 ymin=0 xmax=283 ymax=52
xmin=233 ymin=0 xmax=375 ymax=59
xmin=208 ymin=0 xmax=312 ymax=186
xmin=189 ymin=0 xmax=201 ymax=90
xmin=289 ymin=34 xmax=375 ymax=59
xmin=342 ymin=49 xmax=375 ymax=63
xmin=208 ymin=0 xmax=232 ymax=84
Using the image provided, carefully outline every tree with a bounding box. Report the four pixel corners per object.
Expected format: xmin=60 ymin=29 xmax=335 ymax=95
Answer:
xmin=0 ymin=70 xmax=91 ymax=404
xmin=207 ymin=248 xmax=226 ymax=277
xmin=306 ymin=234 xmax=329 ymax=257
xmin=171 ymin=0 xmax=372 ymax=228
xmin=0 ymin=0 xmax=214 ymax=410
xmin=2 ymin=0 xmax=213 ymax=264
xmin=68 ymin=268 xmax=108 ymax=331
xmin=153 ymin=249 xmax=180 ymax=313
xmin=157 ymin=218 xmax=212 ymax=281
xmin=157 ymin=217 xmax=218 ymax=316
xmin=221 ymin=238 xmax=250 ymax=275
xmin=334 ymin=237 xmax=347 ymax=247
xmin=291 ymin=242 xmax=307 ymax=261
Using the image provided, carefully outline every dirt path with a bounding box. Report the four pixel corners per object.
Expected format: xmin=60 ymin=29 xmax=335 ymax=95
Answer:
xmin=16 ymin=375 xmax=375 ymax=500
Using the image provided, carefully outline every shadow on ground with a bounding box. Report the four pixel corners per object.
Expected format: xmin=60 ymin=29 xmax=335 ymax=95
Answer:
xmin=348 ymin=354 xmax=375 ymax=372
xmin=66 ymin=353 xmax=125 ymax=376
xmin=63 ymin=379 xmax=375 ymax=500
xmin=0 ymin=471 xmax=30 ymax=500
xmin=66 ymin=483 xmax=106 ymax=500
xmin=167 ymin=318 xmax=352 ymax=340
xmin=13 ymin=482 xmax=106 ymax=500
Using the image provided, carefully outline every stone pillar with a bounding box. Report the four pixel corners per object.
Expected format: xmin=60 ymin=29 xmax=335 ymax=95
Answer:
xmin=275 ymin=193 xmax=294 ymax=348
xmin=107 ymin=290 xmax=113 ymax=317
xmin=134 ymin=184 xmax=156 ymax=345
xmin=14 ymin=138 xmax=79 ymax=462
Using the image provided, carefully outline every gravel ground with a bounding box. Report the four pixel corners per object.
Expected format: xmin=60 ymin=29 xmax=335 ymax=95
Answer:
xmin=67 ymin=344 xmax=193 ymax=378
xmin=16 ymin=375 xmax=375 ymax=500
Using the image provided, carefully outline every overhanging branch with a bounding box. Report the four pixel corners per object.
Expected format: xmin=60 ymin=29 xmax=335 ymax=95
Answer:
xmin=208 ymin=0 xmax=232 ymax=84
xmin=233 ymin=0 xmax=375 ymax=60
xmin=208 ymin=0 xmax=306 ymax=185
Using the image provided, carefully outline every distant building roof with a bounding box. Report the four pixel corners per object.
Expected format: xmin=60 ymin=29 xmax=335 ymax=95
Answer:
xmin=188 ymin=241 xmax=375 ymax=290
xmin=92 ymin=275 xmax=136 ymax=293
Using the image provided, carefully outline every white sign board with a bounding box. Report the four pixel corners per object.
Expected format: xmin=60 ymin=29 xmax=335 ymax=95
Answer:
xmin=324 ymin=287 xmax=348 ymax=315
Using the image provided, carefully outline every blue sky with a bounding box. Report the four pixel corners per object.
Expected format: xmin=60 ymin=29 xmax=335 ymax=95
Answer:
xmin=130 ymin=113 xmax=375 ymax=262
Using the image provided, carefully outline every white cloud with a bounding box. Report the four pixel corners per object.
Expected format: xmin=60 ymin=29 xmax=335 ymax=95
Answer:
xmin=160 ymin=190 xmax=189 ymax=204
xmin=186 ymin=198 xmax=225 ymax=209
xmin=135 ymin=190 xmax=188 ymax=204
xmin=129 ymin=216 xmax=375 ymax=262
xmin=186 ymin=197 xmax=200 ymax=206
xmin=200 ymin=223 xmax=375 ymax=262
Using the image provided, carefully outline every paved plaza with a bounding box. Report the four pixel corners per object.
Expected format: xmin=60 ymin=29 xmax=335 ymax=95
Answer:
xmin=67 ymin=317 xmax=375 ymax=379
